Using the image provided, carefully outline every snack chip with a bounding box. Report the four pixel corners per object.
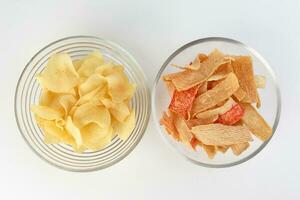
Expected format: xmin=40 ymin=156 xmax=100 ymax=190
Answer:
xmin=168 ymin=84 xmax=200 ymax=119
xmin=232 ymin=56 xmax=258 ymax=103
xmin=254 ymin=75 xmax=266 ymax=88
xmin=169 ymin=49 xmax=229 ymax=91
xmin=37 ymin=54 xmax=79 ymax=93
xmin=240 ymin=103 xmax=272 ymax=141
xmin=191 ymin=72 xmax=239 ymax=116
xmin=231 ymin=142 xmax=249 ymax=156
xmin=191 ymin=124 xmax=253 ymax=145
xmin=31 ymin=51 xmax=136 ymax=153
xmin=160 ymin=49 xmax=271 ymax=158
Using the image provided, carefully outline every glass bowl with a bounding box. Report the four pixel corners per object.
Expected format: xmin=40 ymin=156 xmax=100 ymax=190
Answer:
xmin=15 ymin=36 xmax=151 ymax=172
xmin=152 ymin=37 xmax=281 ymax=168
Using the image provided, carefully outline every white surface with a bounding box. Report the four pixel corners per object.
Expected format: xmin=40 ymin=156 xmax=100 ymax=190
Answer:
xmin=1 ymin=0 xmax=299 ymax=199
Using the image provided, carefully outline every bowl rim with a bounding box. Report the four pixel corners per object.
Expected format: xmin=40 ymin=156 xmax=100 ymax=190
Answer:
xmin=14 ymin=35 xmax=151 ymax=172
xmin=151 ymin=37 xmax=281 ymax=168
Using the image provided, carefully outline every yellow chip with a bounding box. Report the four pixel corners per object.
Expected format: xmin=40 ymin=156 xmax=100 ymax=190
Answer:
xmin=65 ymin=116 xmax=82 ymax=148
xmin=112 ymin=109 xmax=135 ymax=140
xmin=106 ymin=70 xmax=135 ymax=103
xmin=78 ymin=50 xmax=104 ymax=77
xmin=78 ymin=74 xmax=106 ymax=96
xmin=37 ymin=53 xmax=79 ymax=93
xmin=31 ymin=105 xmax=63 ymax=120
xmin=73 ymin=59 xmax=83 ymax=71
xmin=73 ymin=103 xmax=111 ymax=129
xmin=81 ymin=123 xmax=112 ymax=150
xmin=109 ymin=101 xmax=130 ymax=122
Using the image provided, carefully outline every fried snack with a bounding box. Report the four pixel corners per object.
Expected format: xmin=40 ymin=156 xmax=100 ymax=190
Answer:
xmin=217 ymin=146 xmax=230 ymax=153
xmin=169 ymin=84 xmax=200 ymax=119
xmin=233 ymin=87 xmax=246 ymax=101
xmin=195 ymin=98 xmax=236 ymax=121
xmin=173 ymin=115 xmax=193 ymax=143
xmin=191 ymin=124 xmax=253 ymax=145
xmin=160 ymin=49 xmax=272 ymax=159
xmin=31 ymin=51 xmax=136 ymax=153
xmin=169 ymin=49 xmax=229 ymax=91
xmin=187 ymin=53 xmax=208 ymax=70
xmin=191 ymin=72 xmax=239 ymax=116
xmin=255 ymin=75 xmax=266 ymax=88
xmin=217 ymin=103 xmax=244 ymax=125
xmin=202 ymin=144 xmax=217 ymax=159
xmin=240 ymin=103 xmax=272 ymax=141
xmin=160 ymin=111 xmax=180 ymax=141
xmin=163 ymin=79 xmax=176 ymax=97
xmin=231 ymin=56 xmax=258 ymax=103
xmin=36 ymin=54 xmax=79 ymax=93
xmin=231 ymin=142 xmax=250 ymax=156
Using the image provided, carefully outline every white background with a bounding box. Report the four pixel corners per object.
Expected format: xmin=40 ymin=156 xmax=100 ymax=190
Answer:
xmin=1 ymin=0 xmax=299 ymax=199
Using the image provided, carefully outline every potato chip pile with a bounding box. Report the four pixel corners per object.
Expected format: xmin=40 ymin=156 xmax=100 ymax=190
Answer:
xmin=160 ymin=49 xmax=272 ymax=158
xmin=31 ymin=51 xmax=136 ymax=153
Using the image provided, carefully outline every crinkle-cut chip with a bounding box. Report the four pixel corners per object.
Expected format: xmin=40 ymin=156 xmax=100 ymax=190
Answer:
xmin=109 ymin=102 xmax=130 ymax=122
xmin=254 ymin=75 xmax=266 ymax=88
xmin=240 ymin=103 xmax=272 ymax=141
xmin=191 ymin=73 xmax=239 ymax=116
xmin=217 ymin=145 xmax=229 ymax=153
xmin=37 ymin=53 xmax=79 ymax=93
xmin=196 ymin=82 xmax=207 ymax=97
xmin=196 ymin=98 xmax=236 ymax=121
xmin=31 ymin=105 xmax=63 ymax=120
xmin=73 ymin=59 xmax=83 ymax=71
xmin=104 ymin=69 xmax=133 ymax=102
xmin=73 ymin=103 xmax=111 ymax=129
xmin=169 ymin=84 xmax=200 ymax=119
xmin=173 ymin=115 xmax=193 ymax=143
xmin=65 ymin=116 xmax=82 ymax=148
xmin=77 ymin=50 xmax=104 ymax=77
xmin=160 ymin=112 xmax=180 ymax=141
xmin=58 ymin=94 xmax=76 ymax=117
xmin=231 ymin=142 xmax=249 ymax=156
xmin=217 ymin=103 xmax=244 ymax=125
xmin=191 ymin=124 xmax=253 ymax=145
xmin=202 ymin=144 xmax=217 ymax=159
xmin=232 ymin=56 xmax=258 ymax=103
xmin=113 ymin=109 xmax=135 ymax=140
xmin=78 ymin=74 xmax=106 ymax=96
xmin=82 ymin=125 xmax=113 ymax=150
xmin=169 ymin=49 xmax=229 ymax=91
xmin=187 ymin=53 xmax=208 ymax=70
xmin=163 ymin=79 xmax=176 ymax=97
xmin=233 ymin=87 xmax=246 ymax=101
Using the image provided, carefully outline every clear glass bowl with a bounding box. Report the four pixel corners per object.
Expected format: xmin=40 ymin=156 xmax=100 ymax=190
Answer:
xmin=152 ymin=37 xmax=281 ymax=168
xmin=15 ymin=36 xmax=151 ymax=172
